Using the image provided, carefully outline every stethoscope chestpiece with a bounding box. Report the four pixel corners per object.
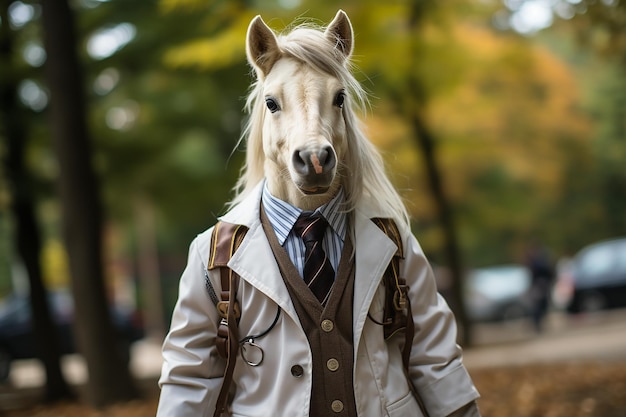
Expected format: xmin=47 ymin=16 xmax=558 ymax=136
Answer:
xmin=238 ymin=305 xmax=282 ymax=367
xmin=240 ymin=338 xmax=264 ymax=366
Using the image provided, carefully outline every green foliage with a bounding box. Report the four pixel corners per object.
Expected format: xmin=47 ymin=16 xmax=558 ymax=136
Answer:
xmin=2 ymin=0 xmax=624 ymax=307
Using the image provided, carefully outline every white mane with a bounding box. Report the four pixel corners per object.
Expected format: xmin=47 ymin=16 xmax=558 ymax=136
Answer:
xmin=230 ymin=21 xmax=410 ymax=229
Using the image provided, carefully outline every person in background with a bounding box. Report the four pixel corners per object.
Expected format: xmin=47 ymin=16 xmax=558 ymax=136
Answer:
xmin=526 ymin=241 xmax=555 ymax=333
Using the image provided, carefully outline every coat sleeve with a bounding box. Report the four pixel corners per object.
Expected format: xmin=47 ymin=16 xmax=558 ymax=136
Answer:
xmin=402 ymin=232 xmax=481 ymax=417
xmin=156 ymin=232 xmax=226 ymax=417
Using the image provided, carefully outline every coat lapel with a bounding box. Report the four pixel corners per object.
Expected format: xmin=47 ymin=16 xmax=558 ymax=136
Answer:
xmin=219 ymin=182 xmax=300 ymax=322
xmin=352 ymin=211 xmax=398 ymax=347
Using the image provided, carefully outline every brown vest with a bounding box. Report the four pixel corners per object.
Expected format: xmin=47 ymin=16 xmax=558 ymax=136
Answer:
xmin=261 ymin=207 xmax=358 ymax=417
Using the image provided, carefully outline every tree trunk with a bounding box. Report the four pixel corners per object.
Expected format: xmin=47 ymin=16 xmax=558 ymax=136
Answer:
xmin=400 ymin=0 xmax=473 ymax=346
xmin=407 ymin=110 xmax=472 ymax=346
xmin=40 ymin=0 xmax=139 ymax=406
xmin=0 ymin=0 xmax=74 ymax=401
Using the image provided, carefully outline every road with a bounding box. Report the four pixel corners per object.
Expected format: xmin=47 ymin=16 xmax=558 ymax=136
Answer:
xmin=464 ymin=308 xmax=626 ymax=368
xmin=4 ymin=309 xmax=626 ymax=389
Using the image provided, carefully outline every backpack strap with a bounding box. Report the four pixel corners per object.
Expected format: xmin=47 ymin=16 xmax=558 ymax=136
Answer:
xmin=370 ymin=219 xmax=411 ymax=341
xmin=207 ymin=221 xmax=248 ymax=417
xmin=371 ymin=218 xmax=428 ymax=417
xmin=371 ymin=219 xmax=413 ymax=368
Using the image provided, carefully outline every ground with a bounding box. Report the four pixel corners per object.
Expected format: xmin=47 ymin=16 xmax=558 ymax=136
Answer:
xmin=473 ymin=362 xmax=626 ymax=417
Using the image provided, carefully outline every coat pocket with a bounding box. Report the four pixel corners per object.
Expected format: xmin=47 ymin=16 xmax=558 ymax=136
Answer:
xmin=386 ymin=390 xmax=426 ymax=417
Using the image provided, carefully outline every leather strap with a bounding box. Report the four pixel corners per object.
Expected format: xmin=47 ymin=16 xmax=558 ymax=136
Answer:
xmin=208 ymin=222 xmax=246 ymax=358
xmin=207 ymin=221 xmax=248 ymax=417
xmin=213 ymin=273 xmax=240 ymax=417
xmin=371 ymin=218 xmax=408 ymax=340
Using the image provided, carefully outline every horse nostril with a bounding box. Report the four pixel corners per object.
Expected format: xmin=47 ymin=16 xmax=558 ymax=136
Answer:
xmin=321 ymin=146 xmax=336 ymax=170
xmin=292 ymin=150 xmax=308 ymax=175
xmin=318 ymin=148 xmax=328 ymax=167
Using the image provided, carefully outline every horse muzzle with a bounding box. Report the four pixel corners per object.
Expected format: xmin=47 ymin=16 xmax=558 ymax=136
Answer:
xmin=291 ymin=146 xmax=337 ymax=194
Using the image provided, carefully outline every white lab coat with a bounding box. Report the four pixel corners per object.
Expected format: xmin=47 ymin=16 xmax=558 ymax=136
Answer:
xmin=157 ymin=182 xmax=480 ymax=417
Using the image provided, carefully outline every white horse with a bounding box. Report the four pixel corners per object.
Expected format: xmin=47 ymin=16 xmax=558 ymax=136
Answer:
xmin=157 ymin=12 xmax=482 ymax=417
xmin=232 ymin=10 xmax=409 ymax=227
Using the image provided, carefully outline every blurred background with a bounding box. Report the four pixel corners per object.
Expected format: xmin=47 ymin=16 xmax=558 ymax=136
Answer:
xmin=0 ymin=0 xmax=625 ymax=415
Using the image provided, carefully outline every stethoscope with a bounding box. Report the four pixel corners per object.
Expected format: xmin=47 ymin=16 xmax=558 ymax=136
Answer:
xmin=238 ymin=306 xmax=282 ymax=367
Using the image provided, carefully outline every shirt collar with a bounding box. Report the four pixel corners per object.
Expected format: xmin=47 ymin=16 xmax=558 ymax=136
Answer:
xmin=262 ymin=182 xmax=347 ymax=245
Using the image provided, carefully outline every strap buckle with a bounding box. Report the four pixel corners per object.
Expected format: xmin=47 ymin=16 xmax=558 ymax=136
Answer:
xmin=217 ymin=301 xmax=241 ymax=319
xmin=393 ymin=286 xmax=408 ymax=311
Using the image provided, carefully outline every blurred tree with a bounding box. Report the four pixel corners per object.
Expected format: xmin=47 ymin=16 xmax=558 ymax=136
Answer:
xmin=563 ymin=0 xmax=626 ymax=64
xmin=354 ymin=1 xmax=602 ymax=266
xmin=493 ymin=0 xmax=626 ymax=251
xmin=578 ymin=61 xmax=626 ymax=241
xmin=439 ymin=25 xmax=593 ymax=262
xmin=394 ymin=0 xmax=471 ymax=345
xmin=40 ymin=0 xmax=138 ymax=406
xmin=0 ymin=0 xmax=73 ymax=401
xmin=496 ymin=0 xmax=625 ymax=64
xmin=84 ymin=0 xmax=255 ymax=328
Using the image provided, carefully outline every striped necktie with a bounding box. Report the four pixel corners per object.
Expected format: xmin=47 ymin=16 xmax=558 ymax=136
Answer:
xmin=294 ymin=212 xmax=335 ymax=305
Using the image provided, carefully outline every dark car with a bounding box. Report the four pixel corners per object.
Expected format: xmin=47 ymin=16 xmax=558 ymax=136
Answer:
xmin=567 ymin=237 xmax=626 ymax=313
xmin=465 ymin=265 xmax=533 ymax=322
xmin=0 ymin=289 xmax=143 ymax=382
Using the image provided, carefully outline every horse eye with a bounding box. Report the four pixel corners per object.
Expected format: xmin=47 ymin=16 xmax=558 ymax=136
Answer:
xmin=334 ymin=91 xmax=346 ymax=108
xmin=265 ymin=98 xmax=280 ymax=113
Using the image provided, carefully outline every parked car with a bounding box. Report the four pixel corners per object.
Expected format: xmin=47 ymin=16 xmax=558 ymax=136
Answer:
xmin=567 ymin=237 xmax=626 ymax=314
xmin=0 ymin=289 xmax=143 ymax=382
xmin=465 ymin=264 xmax=533 ymax=322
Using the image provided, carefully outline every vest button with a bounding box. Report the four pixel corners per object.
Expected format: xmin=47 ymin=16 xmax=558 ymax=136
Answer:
xmin=321 ymin=319 xmax=334 ymax=332
xmin=331 ymin=400 xmax=344 ymax=413
xmin=326 ymin=358 xmax=339 ymax=371
xmin=290 ymin=364 xmax=304 ymax=378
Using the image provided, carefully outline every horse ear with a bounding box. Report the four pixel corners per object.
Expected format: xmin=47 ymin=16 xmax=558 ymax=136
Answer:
xmin=325 ymin=10 xmax=354 ymax=61
xmin=246 ymin=15 xmax=280 ymax=77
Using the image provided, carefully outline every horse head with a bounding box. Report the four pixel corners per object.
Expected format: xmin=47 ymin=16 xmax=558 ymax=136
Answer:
xmin=245 ymin=10 xmax=354 ymax=210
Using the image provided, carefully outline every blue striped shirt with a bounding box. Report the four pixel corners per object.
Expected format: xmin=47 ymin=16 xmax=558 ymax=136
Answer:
xmin=262 ymin=182 xmax=347 ymax=279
